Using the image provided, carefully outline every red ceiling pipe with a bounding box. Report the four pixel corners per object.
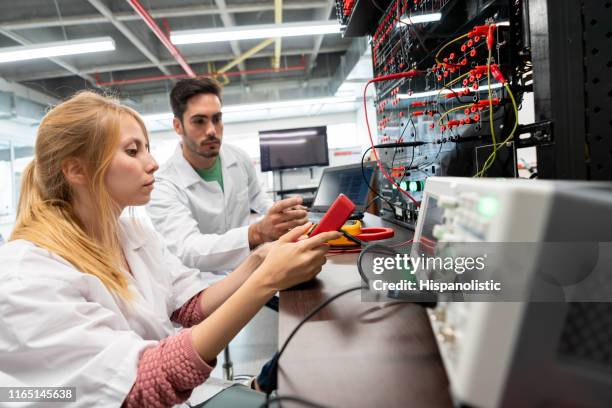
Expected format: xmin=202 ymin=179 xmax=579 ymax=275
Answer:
xmin=126 ymin=0 xmax=196 ymax=77
xmin=96 ymin=64 xmax=306 ymax=86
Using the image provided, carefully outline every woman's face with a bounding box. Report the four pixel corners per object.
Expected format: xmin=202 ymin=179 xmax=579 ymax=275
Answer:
xmin=105 ymin=114 xmax=159 ymax=208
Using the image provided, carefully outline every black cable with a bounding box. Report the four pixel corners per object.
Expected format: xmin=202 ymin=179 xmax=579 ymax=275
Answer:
xmin=412 ymin=142 xmax=444 ymax=173
xmin=364 ymin=112 xmax=426 ymax=211
xmin=361 ymin=147 xmax=400 ymax=211
xmin=263 ymin=286 xmax=364 ymax=403
xmin=357 ymin=244 xmax=400 ymax=286
xmin=381 ymin=142 xmax=401 ymax=210
xmin=440 ymin=83 xmax=472 ymax=104
xmin=367 ymin=166 xmax=409 ymax=211
xmin=408 ymin=117 xmax=417 ymax=138
xmin=373 ymin=141 xmax=426 ymax=149
xmin=369 ymin=0 xmax=386 ymax=13
xmin=277 ymin=286 xmax=362 ymax=358
xmin=386 ymin=117 xmax=415 ymax=196
xmin=386 ymin=140 xmax=416 ymax=207
xmin=365 ymin=195 xmax=378 ymax=212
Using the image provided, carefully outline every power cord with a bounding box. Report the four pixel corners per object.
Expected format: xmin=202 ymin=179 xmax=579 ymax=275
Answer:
xmin=357 ymin=243 xmax=401 ymax=286
xmin=357 ymin=243 xmax=438 ymax=307
xmin=261 ymin=286 xmax=364 ymax=406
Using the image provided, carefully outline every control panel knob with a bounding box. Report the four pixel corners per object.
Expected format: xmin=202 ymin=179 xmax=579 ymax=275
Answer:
xmin=438 ymin=196 xmax=459 ymax=209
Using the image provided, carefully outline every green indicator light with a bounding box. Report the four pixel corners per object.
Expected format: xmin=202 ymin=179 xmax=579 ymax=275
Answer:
xmin=478 ymin=197 xmax=499 ymax=217
xmin=408 ymin=181 xmax=418 ymax=192
xmin=400 ymin=181 xmax=408 ymax=190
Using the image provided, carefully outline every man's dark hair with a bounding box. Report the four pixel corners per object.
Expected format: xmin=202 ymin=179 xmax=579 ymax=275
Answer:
xmin=170 ymin=77 xmax=223 ymax=121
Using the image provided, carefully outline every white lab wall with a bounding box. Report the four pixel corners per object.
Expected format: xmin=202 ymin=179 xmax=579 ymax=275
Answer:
xmin=147 ymin=110 xmax=365 ymax=197
xmin=356 ymin=96 xmax=378 ymax=153
xmin=148 ymin=111 xmax=360 ymax=160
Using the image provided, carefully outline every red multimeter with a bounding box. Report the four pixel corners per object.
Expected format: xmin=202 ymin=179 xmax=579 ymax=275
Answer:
xmin=309 ymin=194 xmax=356 ymax=236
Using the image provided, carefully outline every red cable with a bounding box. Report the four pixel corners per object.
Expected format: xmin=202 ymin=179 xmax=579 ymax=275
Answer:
xmin=363 ymin=71 xmax=422 ymax=207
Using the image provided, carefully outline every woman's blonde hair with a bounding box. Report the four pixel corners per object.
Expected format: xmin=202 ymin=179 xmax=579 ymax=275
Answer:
xmin=11 ymin=91 xmax=149 ymax=300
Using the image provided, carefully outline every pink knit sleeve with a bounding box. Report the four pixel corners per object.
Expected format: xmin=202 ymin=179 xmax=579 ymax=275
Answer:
xmin=122 ymin=328 xmax=215 ymax=408
xmin=171 ymin=290 xmax=206 ymax=328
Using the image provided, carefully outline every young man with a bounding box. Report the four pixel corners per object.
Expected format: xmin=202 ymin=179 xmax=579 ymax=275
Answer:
xmin=147 ymin=77 xmax=309 ymax=275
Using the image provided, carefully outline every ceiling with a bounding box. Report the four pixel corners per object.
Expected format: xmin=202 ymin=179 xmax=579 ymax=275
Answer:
xmin=0 ymin=0 xmax=363 ymax=117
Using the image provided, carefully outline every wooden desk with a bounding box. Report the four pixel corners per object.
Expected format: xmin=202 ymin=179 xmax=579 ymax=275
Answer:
xmin=278 ymin=214 xmax=453 ymax=408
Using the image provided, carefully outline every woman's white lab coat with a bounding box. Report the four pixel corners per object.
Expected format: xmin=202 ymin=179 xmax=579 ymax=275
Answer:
xmin=0 ymin=218 xmax=210 ymax=407
xmin=146 ymin=144 xmax=272 ymax=275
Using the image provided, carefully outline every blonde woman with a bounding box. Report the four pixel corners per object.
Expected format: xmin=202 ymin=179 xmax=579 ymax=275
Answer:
xmin=0 ymin=91 xmax=340 ymax=407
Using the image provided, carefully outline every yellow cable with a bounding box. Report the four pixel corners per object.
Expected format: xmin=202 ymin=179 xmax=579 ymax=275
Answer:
xmin=434 ymin=28 xmax=520 ymax=178
xmin=475 ymin=83 xmax=519 ymax=177
xmin=474 ymin=46 xmax=497 ymax=177
xmin=436 ymin=71 xmax=471 ymax=99
xmin=435 ymin=104 xmax=471 ymax=127
xmin=435 ymin=33 xmax=470 ymax=66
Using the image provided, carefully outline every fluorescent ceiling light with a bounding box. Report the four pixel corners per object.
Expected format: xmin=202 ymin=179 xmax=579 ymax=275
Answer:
xmin=223 ymin=96 xmax=355 ymax=113
xmin=0 ymin=37 xmax=115 ymax=64
xmin=397 ymin=12 xmax=442 ymax=26
xmin=171 ymin=21 xmax=341 ymax=45
xmin=142 ymin=96 xmax=355 ymax=122
xmin=398 ymin=83 xmax=503 ymax=99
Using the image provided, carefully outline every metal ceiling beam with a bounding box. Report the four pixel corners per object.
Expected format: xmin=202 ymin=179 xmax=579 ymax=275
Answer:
xmin=7 ymin=45 xmax=349 ymax=82
xmin=307 ymin=0 xmax=336 ymax=77
xmin=0 ymin=28 xmax=98 ymax=87
xmin=273 ymin=0 xmax=283 ymax=70
xmin=87 ymin=0 xmax=172 ymax=76
xmin=136 ymin=76 xmax=334 ymax=113
xmin=213 ymin=0 xmax=248 ymax=85
xmin=329 ymin=37 xmax=369 ymax=95
xmin=218 ymin=39 xmax=275 ymax=74
xmin=126 ymin=0 xmax=195 ymax=77
xmin=0 ymin=2 xmax=330 ymax=30
xmin=0 ymin=77 xmax=58 ymax=107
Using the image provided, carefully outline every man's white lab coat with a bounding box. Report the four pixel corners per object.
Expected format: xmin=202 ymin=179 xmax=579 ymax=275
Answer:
xmin=146 ymin=144 xmax=272 ymax=274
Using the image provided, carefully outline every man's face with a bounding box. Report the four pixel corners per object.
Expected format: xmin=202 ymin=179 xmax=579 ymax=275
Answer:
xmin=174 ymin=93 xmax=223 ymax=159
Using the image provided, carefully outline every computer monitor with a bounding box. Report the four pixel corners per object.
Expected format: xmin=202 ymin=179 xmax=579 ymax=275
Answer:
xmin=310 ymin=162 xmax=376 ymax=214
xmin=259 ymin=126 xmax=329 ymax=172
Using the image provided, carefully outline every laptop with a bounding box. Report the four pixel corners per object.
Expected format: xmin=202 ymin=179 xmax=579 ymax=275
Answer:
xmin=308 ymin=162 xmax=376 ymax=222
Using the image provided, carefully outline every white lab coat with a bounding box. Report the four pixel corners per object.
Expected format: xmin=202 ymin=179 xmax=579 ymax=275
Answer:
xmin=0 ymin=218 xmax=213 ymax=407
xmin=146 ymin=144 xmax=273 ymax=274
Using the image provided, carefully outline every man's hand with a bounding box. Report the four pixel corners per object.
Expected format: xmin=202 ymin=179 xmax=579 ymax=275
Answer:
xmin=248 ymin=197 xmax=309 ymax=248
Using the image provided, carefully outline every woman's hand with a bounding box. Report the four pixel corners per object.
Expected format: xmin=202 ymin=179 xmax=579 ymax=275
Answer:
xmin=191 ymin=223 xmax=341 ymax=363
xmin=251 ymin=223 xmax=342 ymax=291
xmin=250 ymin=242 xmax=273 ymax=264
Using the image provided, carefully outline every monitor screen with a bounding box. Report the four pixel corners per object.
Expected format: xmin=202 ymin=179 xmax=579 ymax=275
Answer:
xmin=312 ymin=164 xmax=375 ymax=211
xmin=259 ymin=126 xmax=329 ymax=171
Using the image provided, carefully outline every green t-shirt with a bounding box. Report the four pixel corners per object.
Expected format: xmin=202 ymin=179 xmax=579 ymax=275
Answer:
xmin=195 ymin=157 xmax=224 ymax=191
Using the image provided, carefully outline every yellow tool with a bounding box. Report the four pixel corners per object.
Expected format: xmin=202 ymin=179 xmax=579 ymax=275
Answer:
xmin=327 ymin=220 xmax=363 ymax=247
